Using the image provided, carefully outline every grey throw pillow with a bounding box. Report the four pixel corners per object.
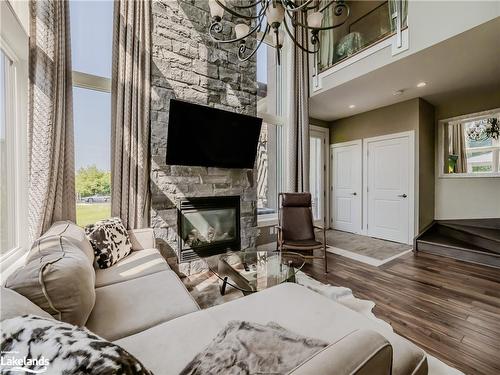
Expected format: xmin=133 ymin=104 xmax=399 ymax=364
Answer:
xmin=5 ymin=235 xmax=96 ymax=326
xmin=85 ymin=217 xmax=132 ymax=269
xmin=0 ymin=315 xmax=152 ymax=374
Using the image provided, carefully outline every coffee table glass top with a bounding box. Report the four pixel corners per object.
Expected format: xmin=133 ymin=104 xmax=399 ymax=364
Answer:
xmin=200 ymin=250 xmax=305 ymax=294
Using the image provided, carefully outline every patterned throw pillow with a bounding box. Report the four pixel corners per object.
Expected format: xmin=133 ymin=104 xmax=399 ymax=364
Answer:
xmin=0 ymin=315 xmax=152 ymax=375
xmin=85 ymin=217 xmax=132 ymax=269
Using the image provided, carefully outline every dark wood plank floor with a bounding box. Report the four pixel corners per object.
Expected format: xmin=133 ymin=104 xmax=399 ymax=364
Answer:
xmin=302 ymin=252 xmax=500 ymax=375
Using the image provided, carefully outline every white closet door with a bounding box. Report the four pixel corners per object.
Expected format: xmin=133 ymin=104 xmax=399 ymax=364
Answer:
xmin=331 ymin=141 xmax=362 ymax=233
xmin=365 ymin=134 xmax=412 ymax=243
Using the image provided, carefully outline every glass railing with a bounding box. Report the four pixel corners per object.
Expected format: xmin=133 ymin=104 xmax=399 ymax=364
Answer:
xmin=318 ymin=0 xmax=408 ymax=72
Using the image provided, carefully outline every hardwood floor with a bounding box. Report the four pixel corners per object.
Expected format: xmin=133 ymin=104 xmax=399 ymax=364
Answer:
xmin=302 ymin=252 xmax=500 ymax=375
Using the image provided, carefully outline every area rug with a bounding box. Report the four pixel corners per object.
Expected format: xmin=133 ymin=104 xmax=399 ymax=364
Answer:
xmin=185 ymin=271 xmax=463 ymax=375
xmin=324 ymin=229 xmax=412 ymax=266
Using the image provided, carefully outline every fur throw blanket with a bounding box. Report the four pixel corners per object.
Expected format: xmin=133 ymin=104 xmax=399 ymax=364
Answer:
xmin=180 ymin=321 xmax=328 ymax=375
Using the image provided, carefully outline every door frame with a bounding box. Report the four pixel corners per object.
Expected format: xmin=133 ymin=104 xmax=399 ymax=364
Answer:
xmin=310 ymin=125 xmax=330 ymax=228
xmin=362 ymin=130 xmax=415 ymax=245
xmin=330 ymin=139 xmax=363 ymax=232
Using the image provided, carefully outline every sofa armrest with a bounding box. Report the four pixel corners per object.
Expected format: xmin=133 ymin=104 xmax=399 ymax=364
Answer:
xmin=288 ymin=330 xmax=393 ymax=375
xmin=127 ymin=228 xmax=156 ymax=251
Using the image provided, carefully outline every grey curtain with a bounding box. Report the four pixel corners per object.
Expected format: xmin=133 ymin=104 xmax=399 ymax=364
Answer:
xmin=388 ymin=0 xmax=408 ymax=31
xmin=287 ymin=10 xmax=310 ymax=193
xmin=319 ymin=1 xmax=335 ymax=70
xmin=28 ymin=0 xmax=76 ymax=241
xmin=111 ymin=0 xmax=151 ymax=229
xmin=448 ymin=123 xmax=468 ymax=173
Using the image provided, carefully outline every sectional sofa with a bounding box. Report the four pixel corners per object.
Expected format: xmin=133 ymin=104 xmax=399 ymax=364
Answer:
xmin=2 ymin=221 xmax=428 ymax=374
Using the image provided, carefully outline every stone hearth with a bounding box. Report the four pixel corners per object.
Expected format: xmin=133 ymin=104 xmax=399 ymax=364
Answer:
xmin=149 ymin=0 xmax=258 ymax=275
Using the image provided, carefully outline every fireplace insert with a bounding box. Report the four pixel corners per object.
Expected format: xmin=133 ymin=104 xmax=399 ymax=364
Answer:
xmin=177 ymin=196 xmax=241 ymax=262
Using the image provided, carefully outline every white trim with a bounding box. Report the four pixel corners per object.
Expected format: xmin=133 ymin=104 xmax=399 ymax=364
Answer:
xmin=0 ymin=35 xmax=19 ymax=63
xmin=310 ymin=125 xmax=330 ymax=228
xmin=257 ymin=215 xmax=278 ymax=228
xmin=73 ymin=71 xmax=111 ymax=93
xmin=313 ymin=30 xmax=409 ymax=94
xmin=327 ymin=246 xmax=412 ymax=267
xmin=363 ymin=130 xmax=415 ymax=245
xmin=330 ymin=139 xmax=363 ymax=232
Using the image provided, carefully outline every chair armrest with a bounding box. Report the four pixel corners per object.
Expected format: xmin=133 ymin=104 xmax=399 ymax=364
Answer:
xmin=288 ymin=330 xmax=393 ymax=375
xmin=127 ymin=228 xmax=156 ymax=251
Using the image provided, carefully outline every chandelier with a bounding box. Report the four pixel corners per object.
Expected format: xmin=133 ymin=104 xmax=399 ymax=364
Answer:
xmin=207 ymin=0 xmax=350 ymax=64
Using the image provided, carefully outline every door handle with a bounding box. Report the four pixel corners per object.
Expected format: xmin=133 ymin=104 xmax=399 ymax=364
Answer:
xmin=351 ymin=192 xmax=357 ymax=196
xmin=398 ymin=194 xmax=407 ymax=198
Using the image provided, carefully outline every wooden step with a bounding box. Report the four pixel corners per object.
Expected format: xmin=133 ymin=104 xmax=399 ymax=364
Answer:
xmin=417 ymin=232 xmax=500 ymax=269
xmin=438 ymin=218 xmax=500 ymax=230
xmin=437 ymin=223 xmax=500 ymax=254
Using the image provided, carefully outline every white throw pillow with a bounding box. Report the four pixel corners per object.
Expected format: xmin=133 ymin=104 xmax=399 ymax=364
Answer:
xmin=85 ymin=217 xmax=132 ymax=269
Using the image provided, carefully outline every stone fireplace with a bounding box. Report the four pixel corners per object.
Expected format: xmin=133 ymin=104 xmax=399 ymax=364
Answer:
xmin=149 ymin=1 xmax=258 ymax=273
xmin=177 ymin=196 xmax=241 ymax=262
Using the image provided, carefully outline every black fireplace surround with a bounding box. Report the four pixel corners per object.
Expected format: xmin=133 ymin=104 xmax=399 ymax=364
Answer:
xmin=177 ymin=196 xmax=241 ymax=262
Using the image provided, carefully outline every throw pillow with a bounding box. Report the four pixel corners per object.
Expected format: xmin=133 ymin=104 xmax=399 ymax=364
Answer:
xmin=0 ymin=315 xmax=152 ymax=375
xmin=180 ymin=320 xmax=328 ymax=375
xmin=85 ymin=217 xmax=132 ymax=269
xmin=5 ymin=236 xmax=96 ymax=326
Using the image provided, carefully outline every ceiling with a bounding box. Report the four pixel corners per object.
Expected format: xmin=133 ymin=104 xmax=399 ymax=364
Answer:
xmin=309 ymin=17 xmax=500 ymax=121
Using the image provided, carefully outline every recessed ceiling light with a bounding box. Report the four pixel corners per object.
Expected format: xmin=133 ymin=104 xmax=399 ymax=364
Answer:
xmin=349 ymin=104 xmax=355 ymax=109
xmin=417 ymin=82 xmax=427 ymax=88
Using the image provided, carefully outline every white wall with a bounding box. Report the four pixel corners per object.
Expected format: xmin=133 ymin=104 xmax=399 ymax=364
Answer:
xmin=6 ymin=0 xmax=29 ymax=36
xmin=435 ymin=178 xmax=500 ymax=220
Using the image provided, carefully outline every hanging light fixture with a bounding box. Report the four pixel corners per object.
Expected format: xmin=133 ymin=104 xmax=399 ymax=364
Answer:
xmin=207 ymin=0 xmax=350 ymax=64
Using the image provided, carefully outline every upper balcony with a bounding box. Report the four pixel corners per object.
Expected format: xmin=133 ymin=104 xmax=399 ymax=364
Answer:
xmin=317 ymin=0 xmax=406 ymax=73
xmin=310 ymin=0 xmax=500 ymax=121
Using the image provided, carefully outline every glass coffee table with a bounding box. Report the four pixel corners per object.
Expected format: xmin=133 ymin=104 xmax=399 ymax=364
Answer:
xmin=198 ymin=250 xmax=305 ymax=295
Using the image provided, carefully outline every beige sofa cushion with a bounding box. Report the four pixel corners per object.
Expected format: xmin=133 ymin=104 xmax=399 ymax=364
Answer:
xmin=86 ymin=270 xmax=199 ymax=341
xmin=0 ymin=287 xmax=53 ymax=321
xmin=5 ymin=236 xmax=96 ymax=326
xmin=95 ymin=248 xmax=170 ymax=288
xmin=115 ymin=283 xmax=427 ymax=375
xmin=289 ymin=329 xmax=393 ymax=375
xmin=28 ymin=221 xmax=94 ymax=265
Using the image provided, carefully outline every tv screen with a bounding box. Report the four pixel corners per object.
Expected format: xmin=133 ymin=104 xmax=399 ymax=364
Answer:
xmin=166 ymin=99 xmax=263 ymax=169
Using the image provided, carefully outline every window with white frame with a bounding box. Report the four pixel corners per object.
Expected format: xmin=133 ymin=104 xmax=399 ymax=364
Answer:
xmin=441 ymin=109 xmax=500 ymax=176
xmin=70 ymin=0 xmax=113 ymax=226
xmin=256 ymin=43 xmax=286 ymax=220
xmin=0 ymin=49 xmax=13 ymax=253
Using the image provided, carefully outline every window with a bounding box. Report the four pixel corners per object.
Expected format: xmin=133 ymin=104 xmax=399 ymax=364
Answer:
xmin=440 ymin=109 xmax=500 ymax=177
xmin=70 ymin=0 xmax=113 ymax=226
xmin=256 ymin=43 xmax=286 ymax=221
xmin=0 ymin=50 xmax=12 ymax=253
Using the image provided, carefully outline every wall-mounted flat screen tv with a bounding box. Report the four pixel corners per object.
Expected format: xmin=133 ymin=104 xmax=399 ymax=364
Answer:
xmin=166 ymin=99 xmax=262 ymax=169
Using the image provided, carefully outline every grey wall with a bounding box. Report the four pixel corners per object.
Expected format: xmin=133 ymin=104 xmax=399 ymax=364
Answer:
xmin=149 ymin=0 xmax=258 ymax=263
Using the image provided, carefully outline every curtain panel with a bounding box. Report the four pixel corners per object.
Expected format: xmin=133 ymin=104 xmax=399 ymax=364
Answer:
xmin=111 ymin=0 xmax=151 ymax=229
xmin=28 ymin=0 xmax=76 ymax=241
xmin=287 ymin=9 xmax=310 ymax=193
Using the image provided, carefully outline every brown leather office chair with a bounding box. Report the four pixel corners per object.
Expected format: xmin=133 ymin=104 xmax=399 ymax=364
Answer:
xmin=276 ymin=192 xmax=328 ymax=273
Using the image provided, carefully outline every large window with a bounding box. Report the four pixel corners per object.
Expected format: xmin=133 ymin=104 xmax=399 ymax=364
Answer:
xmin=256 ymin=43 xmax=286 ymax=221
xmin=440 ymin=109 xmax=500 ymax=177
xmin=0 ymin=50 xmax=12 ymax=253
xmin=70 ymin=0 xmax=113 ymax=226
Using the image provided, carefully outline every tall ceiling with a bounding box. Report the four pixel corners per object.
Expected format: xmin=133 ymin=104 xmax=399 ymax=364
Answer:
xmin=309 ymin=18 xmax=500 ymax=121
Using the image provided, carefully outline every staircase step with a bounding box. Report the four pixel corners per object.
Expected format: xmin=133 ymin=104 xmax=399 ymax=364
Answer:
xmin=437 ymin=224 xmax=500 ymax=254
xmin=438 ymin=218 xmax=500 ymax=230
xmin=417 ymin=232 xmax=500 ymax=269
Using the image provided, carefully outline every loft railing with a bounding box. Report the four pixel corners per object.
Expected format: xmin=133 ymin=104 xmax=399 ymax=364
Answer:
xmin=318 ymin=0 xmax=408 ymax=72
